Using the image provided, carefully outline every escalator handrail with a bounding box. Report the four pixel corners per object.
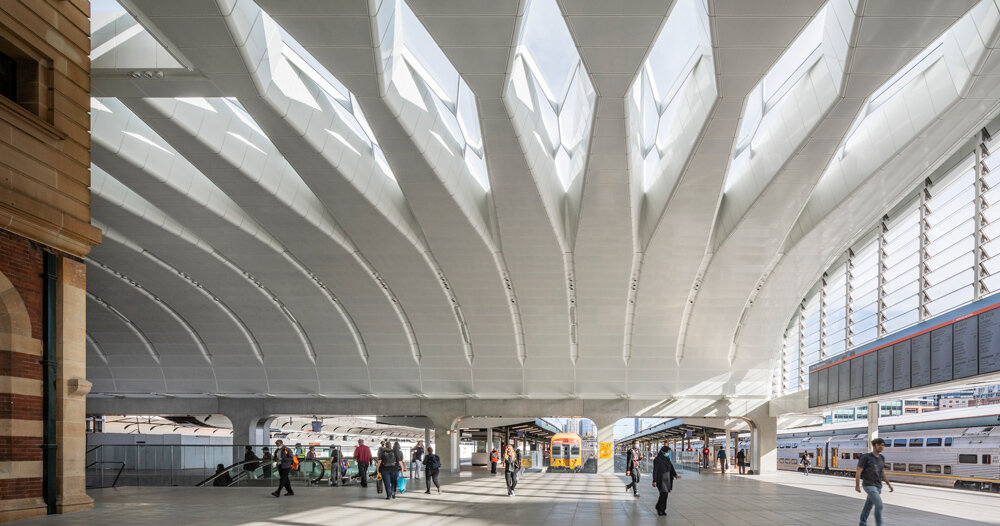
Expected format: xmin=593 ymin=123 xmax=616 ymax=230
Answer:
xmin=195 ymin=458 xmax=326 ymax=487
xmin=195 ymin=459 xmax=267 ymax=487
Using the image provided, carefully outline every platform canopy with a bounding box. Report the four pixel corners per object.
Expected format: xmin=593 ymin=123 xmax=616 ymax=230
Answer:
xmin=84 ymin=0 xmax=1000 ymax=412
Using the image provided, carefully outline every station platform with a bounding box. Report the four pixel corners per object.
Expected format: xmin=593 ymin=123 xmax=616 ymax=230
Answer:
xmin=13 ymin=470 xmax=999 ymax=525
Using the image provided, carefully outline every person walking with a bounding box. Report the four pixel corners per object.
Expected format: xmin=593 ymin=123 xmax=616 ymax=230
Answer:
xmin=800 ymin=452 xmax=811 ymax=476
xmin=305 ymin=446 xmax=316 ymax=460
xmin=736 ymin=448 xmax=747 ymax=475
xmin=652 ymin=446 xmax=681 ymax=517
xmin=856 ymin=438 xmax=893 ymax=526
xmin=424 ymin=446 xmax=441 ymax=494
xmin=411 ymin=440 xmax=424 ymax=481
xmin=243 ymin=445 xmax=259 ymax=477
xmin=261 ymin=446 xmax=272 ymax=479
xmin=271 ymin=440 xmax=295 ymax=497
xmin=503 ymin=441 xmax=521 ymax=496
xmin=377 ymin=439 xmax=403 ymax=499
xmin=354 ymin=438 xmax=372 ymax=488
xmin=490 ymin=448 xmax=499 ymax=474
xmin=393 ymin=441 xmax=407 ymax=494
xmin=624 ymin=440 xmax=643 ymax=497
xmin=716 ymin=447 xmax=727 ymax=473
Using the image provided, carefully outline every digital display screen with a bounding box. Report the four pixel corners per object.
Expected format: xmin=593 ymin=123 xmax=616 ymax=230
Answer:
xmin=930 ymin=326 xmax=953 ymax=384
xmin=838 ymin=361 xmax=850 ymax=402
xmin=850 ymin=356 xmax=864 ymax=399
xmin=978 ymin=309 xmax=1000 ymax=374
xmin=952 ymin=316 xmax=978 ymax=379
xmin=863 ymin=351 xmax=877 ymax=397
xmin=910 ymin=332 xmax=930 ymax=388
xmin=877 ymin=347 xmax=893 ymax=394
xmin=892 ymin=340 xmax=911 ymax=391
xmin=817 ymin=367 xmax=828 ymax=406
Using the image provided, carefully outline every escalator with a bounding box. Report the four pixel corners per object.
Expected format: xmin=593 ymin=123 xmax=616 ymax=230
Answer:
xmin=196 ymin=459 xmax=325 ymax=487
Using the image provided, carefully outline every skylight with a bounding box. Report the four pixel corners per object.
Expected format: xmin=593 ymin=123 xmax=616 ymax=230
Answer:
xmin=507 ymin=0 xmax=596 ymax=191
xmin=627 ymin=0 xmax=712 ymax=191
xmin=267 ymin=21 xmax=396 ymax=182
xmin=376 ymin=0 xmax=490 ymax=191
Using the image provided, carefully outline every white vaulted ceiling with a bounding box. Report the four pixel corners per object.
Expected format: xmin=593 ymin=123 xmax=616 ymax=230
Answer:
xmin=85 ymin=0 xmax=1000 ymax=404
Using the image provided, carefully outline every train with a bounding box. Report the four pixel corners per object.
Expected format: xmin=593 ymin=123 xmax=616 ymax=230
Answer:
xmin=771 ymin=406 xmax=1000 ymax=492
xmin=549 ymin=433 xmax=584 ymax=472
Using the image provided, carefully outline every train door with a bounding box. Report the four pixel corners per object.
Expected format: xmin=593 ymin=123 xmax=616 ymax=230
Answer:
xmin=815 ymin=447 xmax=823 ymax=469
xmin=830 ymin=447 xmax=838 ymax=469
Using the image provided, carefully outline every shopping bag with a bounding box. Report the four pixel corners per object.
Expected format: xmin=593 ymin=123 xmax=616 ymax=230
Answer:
xmin=397 ymin=475 xmax=407 ymax=493
xmin=376 ymin=473 xmax=383 ymax=494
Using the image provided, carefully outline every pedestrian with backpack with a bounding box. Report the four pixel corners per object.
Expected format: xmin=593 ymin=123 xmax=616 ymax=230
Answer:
xmin=377 ymin=439 xmax=404 ymax=499
xmin=271 ymin=440 xmax=296 ymax=498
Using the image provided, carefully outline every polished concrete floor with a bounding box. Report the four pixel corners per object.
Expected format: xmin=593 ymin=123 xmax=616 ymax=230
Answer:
xmin=15 ymin=470 xmax=1000 ymax=525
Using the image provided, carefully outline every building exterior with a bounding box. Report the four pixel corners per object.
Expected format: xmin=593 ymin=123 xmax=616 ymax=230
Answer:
xmin=0 ymin=0 xmax=99 ymax=520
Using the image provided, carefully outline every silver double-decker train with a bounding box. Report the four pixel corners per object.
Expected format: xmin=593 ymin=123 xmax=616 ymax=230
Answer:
xmin=773 ymin=406 xmax=1000 ymax=492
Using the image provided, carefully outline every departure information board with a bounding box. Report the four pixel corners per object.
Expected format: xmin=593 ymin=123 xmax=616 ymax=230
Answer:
xmin=979 ymin=308 xmax=1000 ymax=374
xmin=808 ymin=297 xmax=1000 ymax=408
xmin=953 ymin=317 xmax=978 ymax=379
xmin=910 ymin=332 xmax=930 ymax=388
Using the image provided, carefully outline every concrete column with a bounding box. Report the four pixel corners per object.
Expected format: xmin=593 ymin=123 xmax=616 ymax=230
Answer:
xmin=486 ymin=427 xmax=493 ymax=454
xmin=867 ymin=400 xmax=879 ymax=451
xmin=749 ymin=404 xmax=777 ymax=475
xmin=434 ymin=427 xmax=453 ymax=472
xmin=451 ymin=428 xmax=460 ymax=472
xmin=723 ymin=427 xmax=731 ymax=472
xmin=595 ymin=421 xmax=615 ymax=474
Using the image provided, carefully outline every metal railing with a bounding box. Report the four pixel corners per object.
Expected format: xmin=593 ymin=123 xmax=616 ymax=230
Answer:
xmin=85 ymin=444 xmax=339 ymax=487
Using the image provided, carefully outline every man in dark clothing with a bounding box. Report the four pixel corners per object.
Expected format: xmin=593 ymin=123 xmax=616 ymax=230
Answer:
xmin=243 ymin=446 xmax=259 ymax=475
xmin=716 ymin=447 xmax=727 ymax=473
xmin=624 ymin=441 xmax=643 ymax=497
xmin=652 ymin=446 xmax=680 ymax=517
xmin=377 ymin=441 xmax=402 ymax=500
xmin=736 ymin=449 xmax=747 ymax=474
xmin=261 ymin=447 xmax=272 ymax=479
xmin=271 ymin=440 xmax=295 ymax=497
xmin=856 ymin=437 xmax=893 ymax=526
xmin=354 ymin=438 xmax=372 ymax=488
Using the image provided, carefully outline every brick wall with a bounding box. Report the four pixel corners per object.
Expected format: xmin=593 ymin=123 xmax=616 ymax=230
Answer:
xmin=0 ymin=229 xmax=43 ymax=340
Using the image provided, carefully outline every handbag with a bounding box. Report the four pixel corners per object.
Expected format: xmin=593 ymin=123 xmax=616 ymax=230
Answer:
xmin=376 ymin=472 xmax=383 ymax=494
xmin=397 ymin=475 xmax=407 ymax=493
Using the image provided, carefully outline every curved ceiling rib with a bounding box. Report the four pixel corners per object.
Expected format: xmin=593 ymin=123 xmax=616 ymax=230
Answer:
xmin=622 ymin=0 xmax=717 ymax=368
xmin=85 ymin=332 xmax=117 ymax=393
xmin=91 ymin=98 xmax=367 ymax=371
xmin=87 ymin=258 xmax=214 ymax=368
xmin=91 ymin=168 xmax=322 ymax=392
xmin=95 ymin=220 xmax=267 ymax=368
xmin=86 ymin=292 xmax=159 ymax=364
xmin=503 ymin=0 xmax=598 ymax=373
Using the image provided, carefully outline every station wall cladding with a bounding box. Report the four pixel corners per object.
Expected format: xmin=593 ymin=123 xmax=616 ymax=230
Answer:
xmin=808 ymin=295 xmax=1000 ymax=407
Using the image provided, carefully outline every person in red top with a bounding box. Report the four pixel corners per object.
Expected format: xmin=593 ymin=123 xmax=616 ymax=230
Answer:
xmin=354 ymin=438 xmax=373 ymax=488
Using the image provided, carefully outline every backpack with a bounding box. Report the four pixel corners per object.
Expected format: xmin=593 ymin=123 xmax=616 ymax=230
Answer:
xmin=380 ymin=448 xmax=397 ymax=467
xmin=290 ymin=450 xmax=299 ymax=470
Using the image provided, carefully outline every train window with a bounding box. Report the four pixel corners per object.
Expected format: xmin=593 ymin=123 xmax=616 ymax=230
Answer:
xmin=925 ymin=438 xmax=941 ymax=447
xmin=959 ymin=454 xmax=978 ymax=464
xmin=892 ymin=463 xmax=906 ymax=471
xmin=893 ymin=439 xmax=906 ymax=447
xmin=908 ymin=464 xmax=923 ymax=473
xmin=909 ymin=438 xmax=923 ymax=447
xmin=926 ymin=465 xmax=942 ymax=474
xmin=944 ymin=437 xmax=953 ymax=447
xmin=842 ymin=453 xmax=850 ymax=459
xmin=944 ymin=466 xmax=952 ymax=474
xmin=571 ymin=445 xmax=580 ymax=456
xmin=853 ymin=453 xmax=861 ymax=460
xmin=983 ymin=455 xmax=992 ymax=465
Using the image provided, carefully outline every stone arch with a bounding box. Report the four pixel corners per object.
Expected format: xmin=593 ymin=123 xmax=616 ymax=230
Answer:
xmin=0 ymin=268 xmax=32 ymax=350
